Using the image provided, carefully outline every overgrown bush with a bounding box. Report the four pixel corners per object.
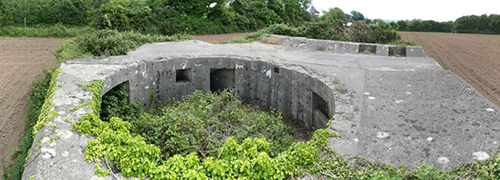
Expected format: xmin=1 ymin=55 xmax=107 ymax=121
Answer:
xmin=2 ymin=70 xmax=53 ymax=180
xmin=54 ymin=29 xmax=192 ymax=61
xmin=130 ymin=91 xmax=294 ymax=159
xmin=88 ymin=0 xmax=152 ymax=32
xmin=265 ymin=20 xmax=403 ymax=44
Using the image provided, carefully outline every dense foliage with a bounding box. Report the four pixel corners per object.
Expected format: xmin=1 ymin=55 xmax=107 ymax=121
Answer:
xmin=263 ymin=17 xmax=401 ymax=44
xmin=2 ymin=70 xmax=53 ymax=180
xmin=0 ymin=0 xmax=313 ymax=35
xmin=103 ymin=90 xmax=295 ymax=159
xmin=54 ymin=29 xmax=192 ymax=61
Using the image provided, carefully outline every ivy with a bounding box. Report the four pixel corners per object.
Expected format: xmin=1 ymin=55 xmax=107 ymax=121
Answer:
xmin=32 ymin=68 xmax=62 ymax=136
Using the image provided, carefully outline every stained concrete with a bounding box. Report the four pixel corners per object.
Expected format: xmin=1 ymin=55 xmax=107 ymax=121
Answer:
xmin=23 ymin=36 xmax=500 ymax=179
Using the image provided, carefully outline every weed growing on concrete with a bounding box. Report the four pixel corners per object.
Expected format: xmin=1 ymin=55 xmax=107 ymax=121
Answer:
xmin=316 ymin=45 xmax=326 ymax=51
xmin=261 ymin=37 xmax=283 ymax=44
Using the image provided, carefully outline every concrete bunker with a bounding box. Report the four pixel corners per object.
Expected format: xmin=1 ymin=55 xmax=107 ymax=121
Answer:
xmin=100 ymin=57 xmax=336 ymax=130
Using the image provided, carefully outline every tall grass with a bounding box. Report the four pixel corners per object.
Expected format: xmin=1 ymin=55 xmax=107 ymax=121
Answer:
xmin=0 ymin=24 xmax=89 ymax=38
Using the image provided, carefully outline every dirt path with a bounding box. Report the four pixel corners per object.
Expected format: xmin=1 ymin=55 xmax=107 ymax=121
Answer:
xmin=0 ymin=37 xmax=66 ymax=176
xmin=193 ymin=32 xmax=253 ymax=43
xmin=400 ymin=32 xmax=500 ymax=107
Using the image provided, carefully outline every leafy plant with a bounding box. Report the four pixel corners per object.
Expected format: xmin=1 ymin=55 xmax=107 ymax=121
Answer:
xmin=54 ymin=29 xmax=192 ymax=63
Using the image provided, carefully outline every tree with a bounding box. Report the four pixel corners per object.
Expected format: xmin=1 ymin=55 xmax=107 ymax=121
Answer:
xmin=309 ymin=5 xmax=319 ymax=19
xmin=350 ymin=10 xmax=365 ymax=21
xmin=268 ymin=0 xmax=285 ymax=16
xmin=322 ymin=7 xmax=345 ymax=21
xmin=489 ymin=14 xmax=500 ymax=33
xmin=396 ymin=20 xmax=408 ymax=31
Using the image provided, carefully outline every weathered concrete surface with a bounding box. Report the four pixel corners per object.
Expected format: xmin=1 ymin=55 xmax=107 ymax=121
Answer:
xmin=23 ymin=36 xmax=500 ymax=179
xmin=273 ymin=35 xmax=429 ymax=58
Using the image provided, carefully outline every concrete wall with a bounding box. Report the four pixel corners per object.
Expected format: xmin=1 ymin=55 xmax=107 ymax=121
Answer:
xmin=102 ymin=57 xmax=335 ymax=130
xmin=269 ymin=34 xmax=430 ymax=58
xmin=22 ymin=43 xmax=345 ymax=180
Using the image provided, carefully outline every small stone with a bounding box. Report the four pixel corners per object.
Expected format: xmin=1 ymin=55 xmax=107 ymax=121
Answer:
xmin=354 ymin=138 xmax=359 ymax=142
xmin=364 ymin=92 xmax=370 ymax=95
xmin=438 ymin=157 xmax=450 ymax=164
xmin=427 ymin=137 xmax=433 ymax=141
xmin=473 ymin=151 xmax=490 ymax=161
xmin=41 ymin=148 xmax=57 ymax=159
xmin=395 ymin=100 xmax=404 ymax=104
xmin=368 ymin=96 xmax=375 ymax=100
xmin=486 ymin=108 xmax=495 ymax=112
xmin=405 ymin=92 xmax=412 ymax=95
xmin=376 ymin=132 xmax=390 ymax=138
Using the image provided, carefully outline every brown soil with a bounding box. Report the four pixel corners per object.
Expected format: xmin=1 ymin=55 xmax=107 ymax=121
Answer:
xmin=0 ymin=37 xmax=66 ymax=176
xmin=400 ymin=32 xmax=500 ymax=107
xmin=193 ymin=32 xmax=254 ymax=43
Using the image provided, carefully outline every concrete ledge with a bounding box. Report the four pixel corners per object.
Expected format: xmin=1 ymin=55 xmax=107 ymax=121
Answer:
xmin=269 ymin=34 xmax=430 ymax=57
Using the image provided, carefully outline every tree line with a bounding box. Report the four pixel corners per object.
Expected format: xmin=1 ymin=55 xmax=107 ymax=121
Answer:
xmin=391 ymin=14 xmax=500 ymax=34
xmin=0 ymin=0 xmax=313 ymax=35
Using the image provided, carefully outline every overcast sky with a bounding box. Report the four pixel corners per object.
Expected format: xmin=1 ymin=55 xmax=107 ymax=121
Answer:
xmin=311 ymin=0 xmax=499 ymax=22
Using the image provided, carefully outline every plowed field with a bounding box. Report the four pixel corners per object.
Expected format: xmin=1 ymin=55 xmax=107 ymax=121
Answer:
xmin=0 ymin=37 xmax=66 ymax=176
xmin=400 ymin=32 xmax=500 ymax=107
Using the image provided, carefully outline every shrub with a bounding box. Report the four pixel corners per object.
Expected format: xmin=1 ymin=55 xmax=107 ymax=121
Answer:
xmin=104 ymin=90 xmax=295 ymax=159
xmin=266 ymin=24 xmax=304 ymax=37
xmin=88 ymin=0 xmax=152 ymax=32
xmin=263 ymin=20 xmax=406 ymax=45
xmin=54 ymin=29 xmax=192 ymax=61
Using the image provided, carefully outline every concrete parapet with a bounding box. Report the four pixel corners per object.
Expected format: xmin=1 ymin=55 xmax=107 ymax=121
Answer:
xmin=268 ymin=34 xmax=430 ymax=58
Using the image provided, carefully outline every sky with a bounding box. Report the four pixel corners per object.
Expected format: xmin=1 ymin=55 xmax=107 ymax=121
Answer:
xmin=311 ymin=0 xmax=500 ymax=22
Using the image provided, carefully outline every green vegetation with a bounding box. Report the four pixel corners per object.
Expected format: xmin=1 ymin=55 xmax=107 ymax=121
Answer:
xmin=0 ymin=24 xmax=89 ymax=38
xmin=262 ymin=19 xmax=402 ymax=44
xmin=389 ymin=40 xmax=420 ymax=46
xmin=2 ymin=70 xmax=54 ymax=180
xmin=106 ymin=90 xmax=295 ymax=159
xmin=0 ymin=0 xmax=313 ymax=36
xmin=54 ymin=29 xmax=192 ymax=62
xmin=394 ymin=14 xmax=500 ymax=34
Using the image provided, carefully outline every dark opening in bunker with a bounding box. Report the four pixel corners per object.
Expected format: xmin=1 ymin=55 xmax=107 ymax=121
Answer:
xmin=176 ymin=69 xmax=191 ymax=83
xmin=100 ymin=81 xmax=130 ymax=121
xmin=312 ymin=92 xmax=329 ymax=129
xmin=210 ymin=68 xmax=235 ymax=92
xmin=389 ymin=46 xmax=407 ymax=57
xmin=274 ymin=67 xmax=280 ymax=74
xmin=359 ymin=44 xmax=376 ymax=54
